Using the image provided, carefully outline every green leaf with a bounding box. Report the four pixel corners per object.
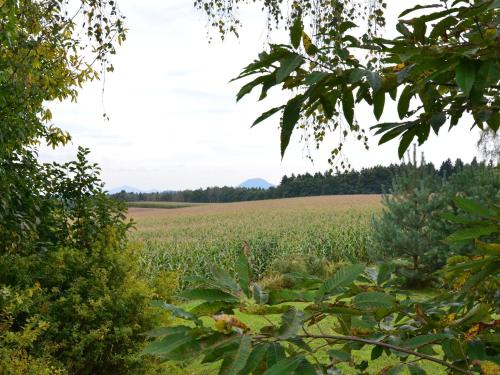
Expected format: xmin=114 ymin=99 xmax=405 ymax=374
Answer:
xmin=453 ymin=197 xmax=492 ymax=217
xmin=429 ymin=16 xmax=458 ymax=39
xmin=266 ymin=343 xmax=285 ymax=367
xmin=237 ymin=247 xmax=250 ymax=297
xmin=399 ymin=4 xmax=442 ymax=18
xmin=341 ymin=89 xmax=354 ymax=126
xmin=387 ymin=364 xmax=405 ymax=375
xmin=408 ymin=364 xmax=427 ymax=375
xmin=329 ymin=349 xmax=351 ymax=362
xmin=276 ymin=54 xmax=304 ymax=83
xmin=180 ymin=288 xmax=239 ymax=303
xmin=290 ymin=16 xmax=303 ymax=49
xmin=263 ymin=357 xmax=302 ymax=375
xmin=373 ymin=91 xmax=385 ymax=120
xmin=446 ymin=225 xmax=497 ymax=242
xmin=349 ymin=68 xmax=366 ymax=83
xmin=398 ymin=127 xmax=417 ymax=158
xmin=240 ymin=344 xmax=269 ymax=374
xmin=366 ymin=71 xmax=382 ymax=92
xmin=268 ymin=289 xmax=316 ymax=305
xmin=316 ymin=263 xmax=364 ymax=302
xmin=220 ymin=335 xmax=252 ymax=375
xmin=371 ymin=345 xmax=383 ymax=360
xmin=397 ymin=86 xmax=413 ymax=119
xmin=377 ymin=263 xmax=394 ymax=285
xmin=455 ymin=59 xmax=477 ymax=96
xmin=236 ymin=76 xmax=268 ymax=102
xmin=281 ymin=96 xmax=303 ymax=157
xmin=277 ymin=308 xmax=304 ymax=339
xmin=252 ymin=106 xmax=285 ymax=128
xmin=404 ymin=334 xmax=449 ymax=348
xmin=142 ymin=333 xmax=196 ymax=356
xmin=151 ymin=302 xmax=201 ymax=324
xmin=211 ymin=266 xmax=240 ymax=292
xmin=145 ymin=326 xmax=191 ymax=338
xmin=430 ymin=112 xmax=446 ymax=134
xmin=190 ymin=301 xmax=234 ymax=316
xmin=304 ymin=71 xmax=329 ymax=85
xmin=353 ymin=292 xmax=396 ymax=310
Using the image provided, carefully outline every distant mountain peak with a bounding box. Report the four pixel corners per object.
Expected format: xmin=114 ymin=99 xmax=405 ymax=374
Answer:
xmin=239 ymin=178 xmax=274 ymax=189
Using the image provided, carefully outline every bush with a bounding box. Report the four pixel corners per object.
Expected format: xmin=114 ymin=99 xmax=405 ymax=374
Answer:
xmin=370 ymin=161 xmax=498 ymax=287
xmin=0 ymin=149 xmax=171 ymax=374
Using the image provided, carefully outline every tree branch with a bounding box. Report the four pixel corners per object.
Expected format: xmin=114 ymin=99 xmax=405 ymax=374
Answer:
xmin=299 ymin=333 xmax=472 ymax=374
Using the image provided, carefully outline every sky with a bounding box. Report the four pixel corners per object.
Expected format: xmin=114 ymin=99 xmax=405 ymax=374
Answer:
xmin=40 ymin=0 xmax=482 ymax=191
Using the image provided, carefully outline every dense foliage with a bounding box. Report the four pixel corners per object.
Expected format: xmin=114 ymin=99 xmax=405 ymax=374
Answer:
xmin=112 ymin=158 xmax=481 ymax=203
xmin=371 ymin=154 xmax=499 ymax=287
xmin=0 ymin=1 xmax=165 ymax=373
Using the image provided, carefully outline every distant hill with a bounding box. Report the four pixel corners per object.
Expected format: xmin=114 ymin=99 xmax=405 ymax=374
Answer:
xmin=239 ymin=178 xmax=275 ymax=189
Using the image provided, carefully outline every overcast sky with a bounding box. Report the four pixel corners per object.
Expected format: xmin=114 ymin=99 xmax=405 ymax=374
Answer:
xmin=40 ymin=0 xmax=481 ymax=191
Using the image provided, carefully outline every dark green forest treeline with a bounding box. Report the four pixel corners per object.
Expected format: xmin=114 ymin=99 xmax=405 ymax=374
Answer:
xmin=112 ymin=157 xmax=489 ymax=203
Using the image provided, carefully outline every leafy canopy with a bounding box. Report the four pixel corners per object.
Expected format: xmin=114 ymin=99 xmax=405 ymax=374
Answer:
xmin=198 ymin=0 xmax=499 ymax=162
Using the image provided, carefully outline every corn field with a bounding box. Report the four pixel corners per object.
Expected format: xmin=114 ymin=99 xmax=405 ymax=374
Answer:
xmin=128 ymin=195 xmax=381 ymax=286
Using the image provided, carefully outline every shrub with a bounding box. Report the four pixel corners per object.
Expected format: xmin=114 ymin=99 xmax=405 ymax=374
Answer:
xmin=0 ymin=149 xmax=170 ymax=374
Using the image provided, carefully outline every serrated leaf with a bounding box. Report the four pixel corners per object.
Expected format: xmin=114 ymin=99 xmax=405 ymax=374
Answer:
xmin=373 ymin=91 xmax=385 ymax=120
xmin=239 ymin=344 xmax=269 ymax=374
xmin=456 ymin=59 xmax=476 ymax=95
xmin=180 ymin=288 xmax=239 ymax=303
xmin=281 ymin=95 xmax=303 ymax=157
xmin=211 ymin=266 xmax=240 ymax=292
xmin=316 ymin=264 xmax=364 ymax=302
xmin=276 ymin=54 xmax=304 ymax=83
xmin=263 ymin=356 xmax=302 ymax=375
xmin=277 ymin=308 xmax=304 ymax=339
xmin=353 ymin=292 xmax=396 ymax=310
xmin=253 ymin=283 xmax=269 ymax=305
xmin=266 ymin=343 xmax=285 ymax=367
xmin=252 ymin=106 xmax=285 ymax=127
xmin=220 ymin=335 xmax=252 ymax=375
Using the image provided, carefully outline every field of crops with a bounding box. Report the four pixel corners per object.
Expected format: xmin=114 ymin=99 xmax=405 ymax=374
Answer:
xmin=128 ymin=195 xmax=381 ymax=284
xmin=127 ymin=201 xmax=201 ymax=209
